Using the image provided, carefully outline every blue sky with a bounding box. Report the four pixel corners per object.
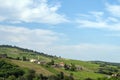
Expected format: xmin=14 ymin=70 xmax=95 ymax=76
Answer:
xmin=0 ymin=0 xmax=120 ymax=62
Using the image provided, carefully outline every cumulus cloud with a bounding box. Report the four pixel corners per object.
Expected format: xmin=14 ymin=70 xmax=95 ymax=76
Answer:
xmin=106 ymin=3 xmax=120 ymax=17
xmin=0 ymin=25 xmax=61 ymax=49
xmin=0 ymin=0 xmax=68 ymax=24
xmin=0 ymin=25 xmax=120 ymax=62
xmin=76 ymin=2 xmax=120 ymax=31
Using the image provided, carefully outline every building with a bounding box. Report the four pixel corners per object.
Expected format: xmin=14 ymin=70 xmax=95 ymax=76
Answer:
xmin=30 ymin=59 xmax=37 ymax=63
xmin=59 ymin=62 xmax=64 ymax=67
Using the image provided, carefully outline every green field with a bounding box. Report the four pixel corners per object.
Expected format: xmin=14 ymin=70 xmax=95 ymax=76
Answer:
xmin=0 ymin=45 xmax=119 ymax=80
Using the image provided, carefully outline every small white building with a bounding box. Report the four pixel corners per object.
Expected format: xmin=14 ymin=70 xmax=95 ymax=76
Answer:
xmin=30 ymin=59 xmax=37 ymax=63
xmin=37 ymin=61 xmax=41 ymax=64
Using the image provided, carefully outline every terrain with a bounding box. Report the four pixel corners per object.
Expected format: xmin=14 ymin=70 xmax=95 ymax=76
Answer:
xmin=0 ymin=45 xmax=120 ymax=80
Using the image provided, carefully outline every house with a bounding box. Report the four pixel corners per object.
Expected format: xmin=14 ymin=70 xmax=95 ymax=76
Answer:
xmin=30 ymin=59 xmax=47 ymax=65
xmin=37 ymin=61 xmax=41 ymax=64
xmin=112 ymin=73 xmax=120 ymax=77
xmin=38 ymin=61 xmax=46 ymax=65
xmin=30 ymin=59 xmax=38 ymax=63
xmin=59 ymin=62 xmax=64 ymax=67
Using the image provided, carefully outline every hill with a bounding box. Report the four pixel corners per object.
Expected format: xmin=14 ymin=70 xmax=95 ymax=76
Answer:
xmin=91 ymin=61 xmax=120 ymax=67
xmin=0 ymin=45 xmax=120 ymax=80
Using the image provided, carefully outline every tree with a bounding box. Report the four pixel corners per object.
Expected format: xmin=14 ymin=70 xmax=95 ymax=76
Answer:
xmin=57 ymin=72 xmax=64 ymax=80
xmin=98 ymin=66 xmax=118 ymax=75
xmin=0 ymin=60 xmax=24 ymax=78
xmin=51 ymin=59 xmax=54 ymax=65
xmin=22 ymin=56 xmax=26 ymax=61
xmin=69 ymin=73 xmax=74 ymax=80
xmin=24 ymin=69 xmax=35 ymax=80
xmin=7 ymin=75 xmax=16 ymax=80
xmin=70 ymin=63 xmax=76 ymax=71
xmin=16 ymin=57 xmax=20 ymax=60
xmin=64 ymin=64 xmax=70 ymax=70
xmin=39 ymin=74 xmax=44 ymax=80
xmin=85 ymin=77 xmax=93 ymax=80
xmin=47 ymin=59 xmax=54 ymax=65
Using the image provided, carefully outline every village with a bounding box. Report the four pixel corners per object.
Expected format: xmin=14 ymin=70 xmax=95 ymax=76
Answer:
xmin=29 ymin=57 xmax=83 ymax=71
xmin=0 ymin=53 xmax=120 ymax=78
xmin=0 ymin=53 xmax=83 ymax=71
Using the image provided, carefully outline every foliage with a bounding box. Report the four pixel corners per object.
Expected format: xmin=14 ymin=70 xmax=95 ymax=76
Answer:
xmin=0 ymin=59 xmax=24 ymax=78
xmin=98 ymin=66 xmax=119 ymax=75
xmin=70 ymin=63 xmax=76 ymax=71
xmin=0 ymin=45 xmax=120 ymax=80
xmin=47 ymin=59 xmax=54 ymax=65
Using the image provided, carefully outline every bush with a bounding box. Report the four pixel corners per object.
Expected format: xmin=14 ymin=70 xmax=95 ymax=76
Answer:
xmin=0 ymin=59 xmax=24 ymax=78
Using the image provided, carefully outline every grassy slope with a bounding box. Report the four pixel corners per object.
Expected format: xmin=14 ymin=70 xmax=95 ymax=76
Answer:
xmin=0 ymin=47 xmax=51 ymax=61
xmin=0 ymin=46 xmax=106 ymax=79
xmin=11 ymin=60 xmax=53 ymax=76
xmin=54 ymin=59 xmax=105 ymax=79
xmin=55 ymin=59 xmax=99 ymax=71
xmin=10 ymin=59 xmax=105 ymax=80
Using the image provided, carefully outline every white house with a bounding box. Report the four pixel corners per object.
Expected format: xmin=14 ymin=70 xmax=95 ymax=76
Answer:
xmin=30 ymin=59 xmax=37 ymax=63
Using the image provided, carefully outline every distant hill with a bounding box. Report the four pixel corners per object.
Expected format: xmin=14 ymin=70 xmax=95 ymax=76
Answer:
xmin=91 ymin=61 xmax=120 ymax=67
xmin=0 ymin=45 xmax=120 ymax=80
xmin=0 ymin=45 xmax=56 ymax=58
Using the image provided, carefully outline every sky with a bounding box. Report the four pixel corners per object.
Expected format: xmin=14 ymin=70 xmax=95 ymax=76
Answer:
xmin=0 ymin=0 xmax=120 ymax=63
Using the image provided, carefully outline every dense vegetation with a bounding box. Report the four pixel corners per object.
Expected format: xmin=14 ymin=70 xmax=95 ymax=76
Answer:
xmin=0 ymin=59 xmax=24 ymax=79
xmin=92 ymin=61 xmax=120 ymax=68
xmin=0 ymin=45 xmax=120 ymax=80
xmin=0 ymin=59 xmax=75 ymax=80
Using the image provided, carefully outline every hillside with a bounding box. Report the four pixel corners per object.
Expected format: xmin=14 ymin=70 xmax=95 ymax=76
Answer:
xmin=0 ymin=45 xmax=120 ymax=80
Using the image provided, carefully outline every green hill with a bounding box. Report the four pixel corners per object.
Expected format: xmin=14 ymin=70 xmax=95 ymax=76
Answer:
xmin=0 ymin=45 xmax=120 ymax=80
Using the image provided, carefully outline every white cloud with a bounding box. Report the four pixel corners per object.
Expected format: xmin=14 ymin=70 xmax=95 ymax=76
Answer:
xmin=76 ymin=19 xmax=107 ymax=29
xmin=76 ymin=3 xmax=120 ymax=31
xmin=0 ymin=0 xmax=68 ymax=24
xmin=106 ymin=3 xmax=120 ymax=17
xmin=0 ymin=25 xmax=120 ymax=62
xmin=0 ymin=25 xmax=61 ymax=49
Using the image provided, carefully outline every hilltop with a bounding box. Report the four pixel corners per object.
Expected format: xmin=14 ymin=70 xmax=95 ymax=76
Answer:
xmin=0 ymin=45 xmax=120 ymax=80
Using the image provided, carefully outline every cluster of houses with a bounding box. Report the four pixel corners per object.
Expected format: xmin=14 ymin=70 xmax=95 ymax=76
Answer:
xmin=107 ymin=73 xmax=120 ymax=79
xmin=30 ymin=59 xmax=46 ymax=65
xmin=0 ymin=53 xmax=83 ymax=71
xmin=29 ymin=58 xmax=83 ymax=71
xmin=30 ymin=59 xmax=65 ymax=67
xmin=111 ymin=73 xmax=120 ymax=77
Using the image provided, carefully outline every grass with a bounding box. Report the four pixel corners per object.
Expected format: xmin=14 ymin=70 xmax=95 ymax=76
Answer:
xmin=9 ymin=59 xmax=105 ymax=80
xmin=0 ymin=47 xmax=52 ymax=61
xmin=55 ymin=58 xmax=100 ymax=71
xmin=72 ymin=71 xmax=105 ymax=80
xmin=54 ymin=67 xmax=105 ymax=80
xmin=11 ymin=59 xmax=53 ymax=76
xmin=0 ymin=46 xmax=111 ymax=79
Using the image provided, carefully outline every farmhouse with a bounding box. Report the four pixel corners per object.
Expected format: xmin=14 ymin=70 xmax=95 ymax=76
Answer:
xmin=30 ymin=59 xmax=38 ymax=63
xmin=59 ymin=62 xmax=64 ymax=67
xmin=112 ymin=73 xmax=120 ymax=77
xmin=30 ymin=59 xmax=47 ymax=65
xmin=38 ymin=61 xmax=46 ymax=65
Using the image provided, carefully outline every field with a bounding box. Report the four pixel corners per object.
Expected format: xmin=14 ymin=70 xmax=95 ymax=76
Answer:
xmin=0 ymin=45 xmax=119 ymax=80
